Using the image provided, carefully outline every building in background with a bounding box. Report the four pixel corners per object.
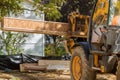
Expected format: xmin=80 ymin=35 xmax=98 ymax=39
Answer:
xmin=21 ymin=1 xmax=45 ymax=56
xmin=7 ymin=1 xmax=45 ymax=56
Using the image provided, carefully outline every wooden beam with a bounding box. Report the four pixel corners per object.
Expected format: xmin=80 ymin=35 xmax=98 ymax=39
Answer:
xmin=2 ymin=17 xmax=87 ymax=38
xmin=0 ymin=73 xmax=12 ymax=79
xmin=20 ymin=60 xmax=70 ymax=72
xmin=2 ymin=17 xmax=70 ymax=36
xmin=38 ymin=60 xmax=70 ymax=70
xmin=20 ymin=63 xmax=47 ymax=72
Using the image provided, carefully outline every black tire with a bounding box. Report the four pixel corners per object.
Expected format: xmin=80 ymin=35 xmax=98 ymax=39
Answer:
xmin=70 ymin=46 xmax=96 ymax=80
xmin=116 ymin=61 xmax=120 ymax=80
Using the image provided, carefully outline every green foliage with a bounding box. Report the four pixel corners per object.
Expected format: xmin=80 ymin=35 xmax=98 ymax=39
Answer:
xmin=44 ymin=3 xmax=61 ymax=20
xmin=55 ymin=43 xmax=66 ymax=56
xmin=60 ymin=0 xmax=95 ymax=22
xmin=50 ymin=0 xmax=65 ymax=6
xmin=45 ymin=44 xmax=55 ymax=56
xmin=0 ymin=0 xmax=23 ymax=19
xmin=33 ymin=0 xmax=65 ymax=21
xmin=45 ymin=42 xmax=66 ymax=56
xmin=0 ymin=0 xmax=27 ymax=55
xmin=0 ymin=32 xmax=28 ymax=55
xmin=0 ymin=0 xmax=65 ymax=20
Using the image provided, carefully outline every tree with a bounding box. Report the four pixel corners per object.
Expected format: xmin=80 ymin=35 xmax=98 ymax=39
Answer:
xmin=0 ymin=0 xmax=65 ymax=55
xmin=0 ymin=0 xmax=23 ymax=19
xmin=45 ymin=36 xmax=66 ymax=56
xmin=0 ymin=0 xmax=25 ymax=55
xmin=0 ymin=32 xmax=28 ymax=55
xmin=29 ymin=0 xmax=65 ymax=21
xmin=0 ymin=0 xmax=65 ymax=20
xmin=59 ymin=0 xmax=95 ymax=22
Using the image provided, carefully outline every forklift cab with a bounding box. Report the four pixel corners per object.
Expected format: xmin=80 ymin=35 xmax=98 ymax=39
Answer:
xmin=90 ymin=0 xmax=120 ymax=54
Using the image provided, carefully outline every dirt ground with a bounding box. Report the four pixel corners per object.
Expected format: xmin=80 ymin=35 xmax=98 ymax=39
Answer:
xmin=0 ymin=70 xmax=116 ymax=80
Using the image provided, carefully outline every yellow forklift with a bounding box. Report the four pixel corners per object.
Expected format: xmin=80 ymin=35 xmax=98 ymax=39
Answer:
xmin=70 ymin=0 xmax=120 ymax=80
xmin=1 ymin=0 xmax=120 ymax=80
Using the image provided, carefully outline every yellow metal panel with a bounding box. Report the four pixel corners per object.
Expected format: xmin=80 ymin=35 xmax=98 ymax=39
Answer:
xmin=94 ymin=54 xmax=99 ymax=67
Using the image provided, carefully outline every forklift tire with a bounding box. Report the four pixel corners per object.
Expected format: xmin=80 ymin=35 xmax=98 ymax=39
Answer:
xmin=70 ymin=46 xmax=96 ymax=80
xmin=116 ymin=61 xmax=120 ymax=80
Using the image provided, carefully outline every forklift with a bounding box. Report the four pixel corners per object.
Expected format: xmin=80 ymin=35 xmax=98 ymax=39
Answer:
xmin=70 ymin=0 xmax=120 ymax=80
xmin=1 ymin=0 xmax=120 ymax=80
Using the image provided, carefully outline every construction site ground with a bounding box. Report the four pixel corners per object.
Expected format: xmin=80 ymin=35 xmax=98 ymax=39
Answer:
xmin=0 ymin=70 xmax=116 ymax=80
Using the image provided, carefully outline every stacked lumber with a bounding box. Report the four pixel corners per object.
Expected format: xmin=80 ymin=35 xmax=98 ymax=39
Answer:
xmin=20 ymin=63 xmax=47 ymax=72
xmin=20 ymin=60 xmax=70 ymax=73
xmin=38 ymin=60 xmax=70 ymax=71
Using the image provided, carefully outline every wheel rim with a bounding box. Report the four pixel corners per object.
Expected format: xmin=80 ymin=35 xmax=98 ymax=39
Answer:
xmin=72 ymin=55 xmax=82 ymax=80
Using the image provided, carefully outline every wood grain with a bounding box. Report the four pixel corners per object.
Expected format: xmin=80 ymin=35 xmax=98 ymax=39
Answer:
xmin=2 ymin=17 xmax=87 ymax=38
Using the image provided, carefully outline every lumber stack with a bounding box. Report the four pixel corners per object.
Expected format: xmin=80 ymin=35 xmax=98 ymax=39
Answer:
xmin=38 ymin=60 xmax=70 ymax=71
xmin=20 ymin=63 xmax=47 ymax=72
xmin=20 ymin=60 xmax=70 ymax=72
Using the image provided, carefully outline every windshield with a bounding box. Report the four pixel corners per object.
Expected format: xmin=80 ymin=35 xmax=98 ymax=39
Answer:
xmin=109 ymin=0 xmax=120 ymax=26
